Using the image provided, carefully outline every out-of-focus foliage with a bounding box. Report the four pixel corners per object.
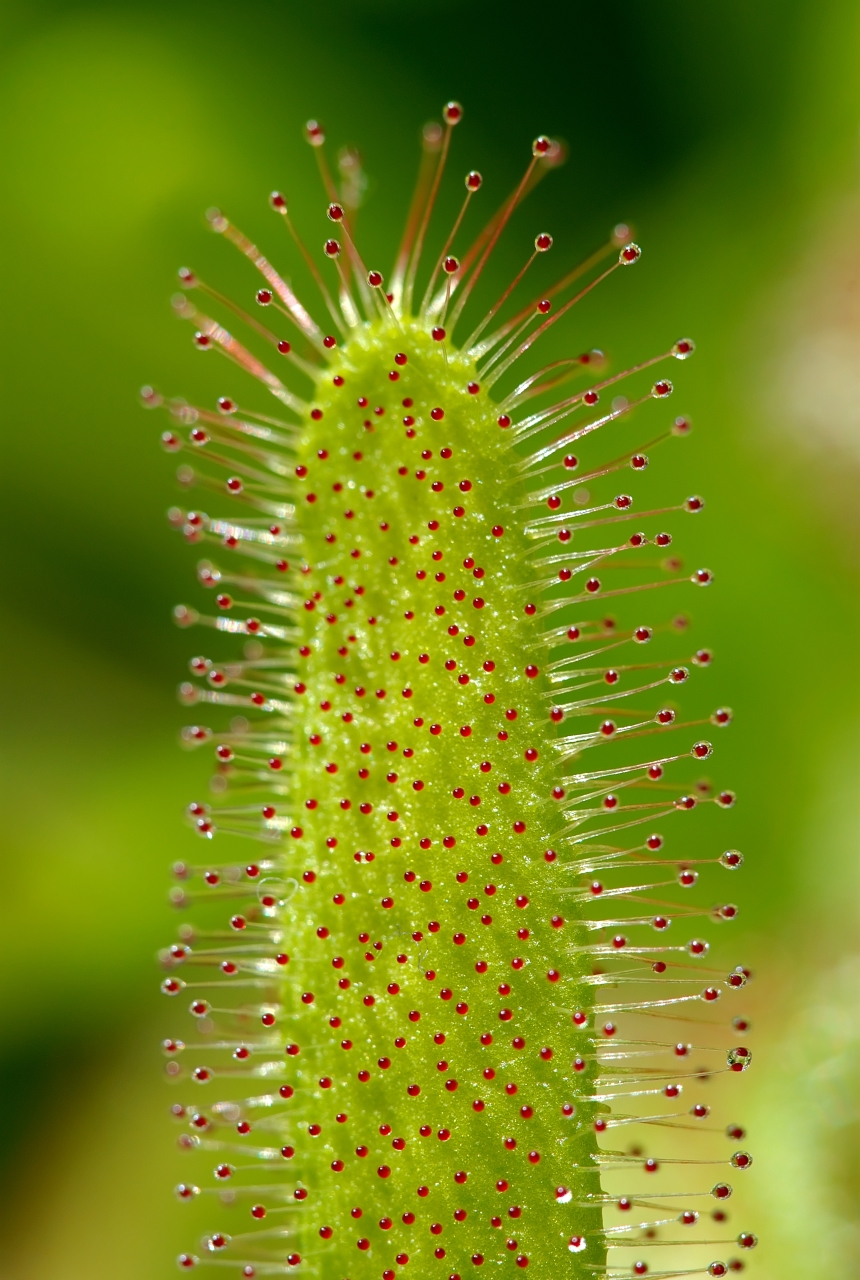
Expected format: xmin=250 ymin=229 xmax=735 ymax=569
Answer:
xmin=0 ymin=1 xmax=858 ymax=1275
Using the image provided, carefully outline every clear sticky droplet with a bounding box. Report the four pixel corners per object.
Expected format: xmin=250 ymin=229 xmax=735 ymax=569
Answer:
xmin=305 ymin=120 xmax=325 ymax=147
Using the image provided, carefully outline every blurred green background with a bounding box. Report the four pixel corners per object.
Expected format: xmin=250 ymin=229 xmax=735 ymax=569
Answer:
xmin=1 ymin=0 xmax=859 ymax=1275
